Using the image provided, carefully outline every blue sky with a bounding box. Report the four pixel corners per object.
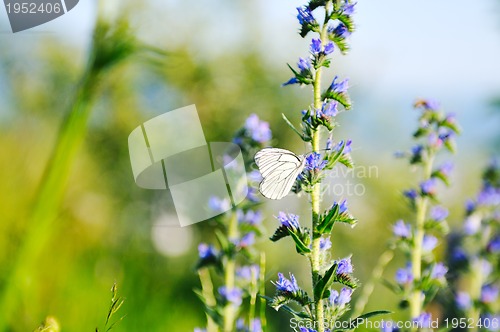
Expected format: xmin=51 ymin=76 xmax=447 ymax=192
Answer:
xmin=1 ymin=0 xmax=499 ymax=156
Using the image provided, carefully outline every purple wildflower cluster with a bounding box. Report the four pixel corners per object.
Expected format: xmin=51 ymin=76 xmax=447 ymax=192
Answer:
xmin=390 ymin=100 xmax=460 ymax=324
xmin=195 ymin=114 xmax=272 ymax=331
xmin=447 ymin=159 xmax=500 ymax=324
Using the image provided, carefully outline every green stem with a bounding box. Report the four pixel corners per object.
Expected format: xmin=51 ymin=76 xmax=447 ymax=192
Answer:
xmin=198 ymin=269 xmax=219 ymax=332
xmin=310 ymin=3 xmax=331 ymax=331
xmin=409 ymin=155 xmax=434 ymax=322
xmin=223 ymin=214 xmax=238 ymax=332
xmin=259 ymin=253 xmax=267 ymax=331
xmin=249 ymin=265 xmax=258 ymax=331
xmin=0 ymin=71 xmax=98 ymax=326
xmin=352 ymin=248 xmax=395 ymax=318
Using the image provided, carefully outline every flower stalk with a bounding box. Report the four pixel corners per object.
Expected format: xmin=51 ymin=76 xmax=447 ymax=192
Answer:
xmin=194 ymin=114 xmax=271 ymax=332
xmin=390 ymin=100 xmax=460 ymax=329
xmin=265 ymin=1 xmax=389 ymax=331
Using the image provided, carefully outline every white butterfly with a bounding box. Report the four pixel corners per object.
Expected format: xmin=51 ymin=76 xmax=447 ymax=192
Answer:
xmin=254 ymin=148 xmax=306 ymax=200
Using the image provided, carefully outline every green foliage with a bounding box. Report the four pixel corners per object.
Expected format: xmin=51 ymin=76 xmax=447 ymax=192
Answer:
xmin=96 ymin=283 xmax=126 ymax=332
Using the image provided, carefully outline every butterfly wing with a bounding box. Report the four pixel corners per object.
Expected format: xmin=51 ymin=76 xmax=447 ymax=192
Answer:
xmin=254 ymin=148 xmax=305 ymax=200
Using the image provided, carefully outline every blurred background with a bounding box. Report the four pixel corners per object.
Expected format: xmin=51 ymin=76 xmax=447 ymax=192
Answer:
xmin=0 ymin=0 xmax=499 ymax=330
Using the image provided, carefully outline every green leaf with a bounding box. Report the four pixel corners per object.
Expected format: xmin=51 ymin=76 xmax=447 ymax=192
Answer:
xmin=323 ymin=90 xmax=352 ymax=110
xmin=338 ymin=154 xmax=354 ymax=168
xmin=286 ymin=63 xmax=313 ymax=85
xmin=270 ymin=225 xmax=289 ymax=242
xmin=308 ymin=0 xmax=327 ymax=10
xmin=334 ymin=272 xmax=358 ymax=289
xmin=194 ymin=289 xmax=223 ymax=326
xmin=316 ymin=204 xmax=357 ymax=235
xmin=431 ymin=169 xmax=450 ymax=186
xmin=282 ymin=113 xmax=309 ymax=141
xmin=259 ymin=295 xmax=311 ymax=319
xmin=328 ymin=34 xmax=350 ymax=55
xmin=314 ymin=262 xmax=338 ymax=300
xmin=289 ymin=230 xmax=311 ymax=255
xmin=336 ymin=13 xmax=355 ymax=33
xmin=316 ymin=204 xmax=340 ymax=234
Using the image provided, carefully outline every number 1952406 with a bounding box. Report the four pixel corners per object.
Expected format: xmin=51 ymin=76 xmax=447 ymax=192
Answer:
xmin=444 ymin=317 xmax=499 ymax=329
xmin=5 ymin=2 xmax=62 ymax=14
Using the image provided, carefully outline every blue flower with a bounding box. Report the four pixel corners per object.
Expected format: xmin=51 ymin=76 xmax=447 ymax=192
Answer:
xmin=420 ymin=178 xmax=437 ymax=195
xmin=465 ymin=199 xmax=476 ymax=214
xmin=283 ymin=77 xmax=299 ymax=86
xmin=236 ymin=319 xmax=246 ymax=331
xmin=337 ymin=257 xmax=353 ymax=274
xmin=276 ymin=212 xmax=300 ymax=230
xmin=333 ymin=199 xmax=348 ymax=214
xmin=330 ymin=23 xmax=351 ymax=38
xmin=317 ymin=100 xmax=339 ymax=118
xmin=417 ymin=99 xmax=440 ymax=111
xmin=250 ymin=319 xmax=262 ymax=332
xmin=430 ymin=206 xmax=448 ymax=222
xmin=341 ymin=1 xmax=356 ymax=16
xmin=411 ymin=144 xmax=423 ymax=159
xmin=438 ymin=129 xmax=454 ymax=143
xmin=422 ymin=235 xmax=438 ymax=252
xmin=244 ymin=114 xmax=272 ymax=143
xmin=380 ymin=321 xmax=399 ymax=332
xmin=329 ymin=287 xmax=352 ymax=307
xmin=413 ymin=312 xmax=432 ymax=328
xmin=310 ymin=38 xmax=322 ymax=55
xmin=333 ymin=139 xmax=352 ymax=154
xmin=393 ymin=220 xmax=411 ymax=238
xmin=310 ymin=39 xmax=335 ymax=56
xmin=237 ymin=209 xmax=263 ymax=226
xmin=273 ymin=272 xmax=300 ymax=293
xmin=298 ymin=57 xmax=312 ymax=72
xmin=300 ymin=328 xmax=317 ymax=332
xmin=437 ymin=161 xmax=454 ymax=177
xmin=194 ymin=328 xmax=207 ymax=332
xmin=330 ymin=76 xmax=349 ymax=93
xmin=481 ymin=284 xmax=499 ymax=304
xmin=236 ymin=265 xmax=258 ymax=281
xmin=455 ymin=292 xmax=472 ymax=311
xmin=218 ymin=286 xmax=243 ymax=306
xmin=326 ymin=138 xmax=333 ymax=150
xmin=403 ymin=189 xmax=418 ymax=200
xmin=198 ymin=243 xmax=218 ymax=260
xmin=238 ymin=232 xmax=256 ymax=248
xmin=451 ymin=248 xmax=468 ymax=264
xmin=430 ymin=262 xmax=448 ymax=279
xmin=324 ymin=42 xmax=335 ymax=55
xmin=208 ymin=196 xmax=231 ymax=213
xmin=477 ymin=185 xmax=500 ymax=206
xmin=305 ymin=152 xmax=327 ymax=171
xmin=297 ymin=6 xmax=315 ymax=25
xmin=427 ymin=132 xmax=443 ymax=148
xmin=337 ymin=287 xmax=353 ymax=305
xmin=395 ymin=265 xmax=413 ymax=285
xmin=319 ymin=237 xmax=332 ymax=251
xmin=488 ymin=236 xmax=500 ymax=253
xmin=463 ymin=214 xmax=481 ymax=235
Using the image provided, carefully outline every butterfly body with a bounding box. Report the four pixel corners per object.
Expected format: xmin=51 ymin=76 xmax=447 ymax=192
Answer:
xmin=254 ymin=148 xmax=305 ymax=200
